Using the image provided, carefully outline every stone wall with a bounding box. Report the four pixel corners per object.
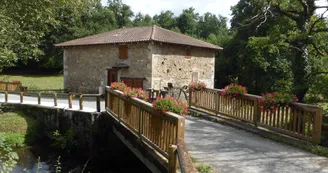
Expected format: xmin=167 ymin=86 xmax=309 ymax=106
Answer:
xmin=63 ymin=43 xmax=152 ymax=93
xmin=150 ymin=43 xmax=215 ymax=89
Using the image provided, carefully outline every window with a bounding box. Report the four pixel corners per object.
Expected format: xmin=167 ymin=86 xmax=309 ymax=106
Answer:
xmin=186 ymin=48 xmax=191 ymax=59
xmin=120 ymin=77 xmax=145 ymax=88
xmin=119 ymin=45 xmax=128 ymax=59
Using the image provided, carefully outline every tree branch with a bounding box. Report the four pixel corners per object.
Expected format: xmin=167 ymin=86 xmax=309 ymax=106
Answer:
xmin=315 ymin=6 xmax=328 ymax=9
xmin=310 ymin=41 xmax=325 ymax=56
xmin=274 ymin=4 xmax=299 ymax=22
xmin=309 ymin=9 xmax=328 ymax=34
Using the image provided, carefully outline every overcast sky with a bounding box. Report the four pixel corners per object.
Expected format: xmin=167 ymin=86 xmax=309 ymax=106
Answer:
xmin=101 ymin=0 xmax=327 ymax=20
xmin=101 ymin=0 xmax=239 ymax=19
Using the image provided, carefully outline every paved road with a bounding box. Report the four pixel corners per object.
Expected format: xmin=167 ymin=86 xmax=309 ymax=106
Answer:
xmin=0 ymin=93 xmax=105 ymax=112
xmin=185 ymin=116 xmax=328 ymax=173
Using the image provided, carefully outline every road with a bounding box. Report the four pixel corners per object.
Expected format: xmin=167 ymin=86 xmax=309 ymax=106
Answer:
xmin=0 ymin=93 xmax=105 ymax=112
xmin=185 ymin=116 xmax=328 ymax=173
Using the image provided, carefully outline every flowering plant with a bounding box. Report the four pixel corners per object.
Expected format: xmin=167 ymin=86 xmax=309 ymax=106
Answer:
xmin=110 ymin=82 xmax=127 ymax=91
xmin=122 ymin=87 xmax=148 ymax=101
xmin=188 ymin=81 xmax=206 ymax=92
xmin=260 ymin=92 xmax=298 ymax=112
xmin=221 ymin=83 xmax=247 ymax=99
xmin=152 ymin=96 xmax=187 ymax=116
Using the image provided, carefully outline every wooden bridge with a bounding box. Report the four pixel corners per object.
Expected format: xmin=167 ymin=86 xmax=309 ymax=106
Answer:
xmin=1 ymin=87 xmax=328 ymax=173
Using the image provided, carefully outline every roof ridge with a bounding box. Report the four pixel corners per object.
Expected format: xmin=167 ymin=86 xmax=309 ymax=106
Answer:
xmin=155 ymin=26 xmax=218 ymax=47
xmin=150 ymin=25 xmax=156 ymax=41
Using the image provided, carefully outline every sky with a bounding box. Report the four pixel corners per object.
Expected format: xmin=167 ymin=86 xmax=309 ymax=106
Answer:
xmin=101 ymin=0 xmax=327 ymax=20
xmin=101 ymin=0 xmax=239 ymax=19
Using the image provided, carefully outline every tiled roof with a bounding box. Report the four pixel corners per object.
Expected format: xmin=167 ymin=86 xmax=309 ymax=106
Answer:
xmin=55 ymin=25 xmax=223 ymax=50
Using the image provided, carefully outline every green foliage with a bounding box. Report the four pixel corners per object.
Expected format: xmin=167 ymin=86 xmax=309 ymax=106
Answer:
xmin=197 ymin=163 xmax=212 ymax=173
xmin=133 ymin=12 xmax=153 ymax=27
xmin=260 ymin=92 xmax=298 ymax=112
xmin=153 ymin=97 xmax=187 ymax=115
xmin=221 ymin=83 xmax=248 ymax=98
xmin=51 ymin=129 xmax=77 ymax=150
xmin=153 ymin=11 xmax=176 ymax=29
xmin=0 ymin=138 xmax=19 ymax=173
xmin=219 ymin=0 xmax=328 ymax=102
xmin=0 ymin=111 xmax=39 ymax=147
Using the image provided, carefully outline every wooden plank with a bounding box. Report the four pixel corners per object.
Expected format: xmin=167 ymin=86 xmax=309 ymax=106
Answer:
xmin=168 ymin=145 xmax=177 ymax=173
xmin=302 ymin=110 xmax=306 ymax=135
xmin=20 ymin=92 xmax=24 ymax=103
xmin=312 ymin=108 xmax=323 ymax=144
xmin=79 ymin=95 xmax=83 ymax=110
xmin=54 ymin=93 xmax=58 ymax=106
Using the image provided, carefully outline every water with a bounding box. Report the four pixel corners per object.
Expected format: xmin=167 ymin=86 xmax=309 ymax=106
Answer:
xmin=11 ymin=146 xmax=151 ymax=173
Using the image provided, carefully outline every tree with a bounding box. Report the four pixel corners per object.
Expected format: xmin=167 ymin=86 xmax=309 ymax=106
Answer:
xmin=153 ymin=10 xmax=176 ymax=29
xmin=107 ymin=0 xmax=134 ymax=27
xmin=0 ymin=0 xmax=93 ymax=71
xmin=198 ymin=13 xmax=227 ymax=39
xmin=221 ymin=0 xmax=328 ymax=101
xmin=176 ymin=7 xmax=199 ymax=36
xmin=133 ymin=12 xmax=153 ymax=26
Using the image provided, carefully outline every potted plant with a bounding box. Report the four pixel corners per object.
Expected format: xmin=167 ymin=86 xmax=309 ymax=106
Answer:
xmin=110 ymin=82 xmax=127 ymax=92
xmin=259 ymin=92 xmax=298 ymax=112
xmin=221 ymin=83 xmax=248 ymax=100
xmin=152 ymin=96 xmax=187 ymax=116
xmin=188 ymin=81 xmax=207 ymax=92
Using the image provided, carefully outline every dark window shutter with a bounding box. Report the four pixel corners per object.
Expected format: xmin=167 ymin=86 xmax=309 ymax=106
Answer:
xmin=119 ymin=45 xmax=128 ymax=59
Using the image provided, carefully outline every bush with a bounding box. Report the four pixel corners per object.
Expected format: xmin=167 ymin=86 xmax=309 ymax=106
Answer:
xmin=221 ymin=83 xmax=247 ymax=99
xmin=110 ymin=82 xmax=127 ymax=91
xmin=152 ymin=96 xmax=187 ymax=116
xmin=188 ymin=81 xmax=207 ymax=92
xmin=260 ymin=92 xmax=298 ymax=112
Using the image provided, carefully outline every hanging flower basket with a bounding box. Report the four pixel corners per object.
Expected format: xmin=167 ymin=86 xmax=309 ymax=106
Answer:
xmin=110 ymin=82 xmax=127 ymax=92
xmin=221 ymin=83 xmax=247 ymax=100
xmin=152 ymin=96 xmax=187 ymax=116
xmin=259 ymin=92 xmax=298 ymax=112
xmin=188 ymin=81 xmax=207 ymax=92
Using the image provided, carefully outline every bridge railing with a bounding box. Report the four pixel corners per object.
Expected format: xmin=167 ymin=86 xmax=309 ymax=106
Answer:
xmin=189 ymin=88 xmax=323 ymax=144
xmin=0 ymin=91 xmax=101 ymax=112
xmin=105 ymin=87 xmax=196 ymax=173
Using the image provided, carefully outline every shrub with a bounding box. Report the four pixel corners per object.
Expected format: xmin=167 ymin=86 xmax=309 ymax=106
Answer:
xmin=221 ymin=83 xmax=247 ymax=99
xmin=110 ymin=82 xmax=127 ymax=91
xmin=260 ymin=92 xmax=298 ymax=112
xmin=188 ymin=81 xmax=207 ymax=92
xmin=152 ymin=96 xmax=187 ymax=116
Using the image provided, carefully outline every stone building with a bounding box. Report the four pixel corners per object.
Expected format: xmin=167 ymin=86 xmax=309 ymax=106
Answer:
xmin=56 ymin=25 xmax=222 ymax=93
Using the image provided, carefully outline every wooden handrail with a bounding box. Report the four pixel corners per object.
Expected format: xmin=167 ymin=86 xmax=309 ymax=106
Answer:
xmin=0 ymin=91 xmax=101 ymax=112
xmin=177 ymin=138 xmax=197 ymax=173
xmin=105 ymin=87 xmax=186 ymax=172
xmin=190 ymin=88 xmax=324 ymax=144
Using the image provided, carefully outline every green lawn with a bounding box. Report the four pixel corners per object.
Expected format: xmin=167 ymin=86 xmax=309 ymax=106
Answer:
xmin=0 ymin=75 xmax=63 ymax=89
xmin=0 ymin=112 xmax=39 ymax=147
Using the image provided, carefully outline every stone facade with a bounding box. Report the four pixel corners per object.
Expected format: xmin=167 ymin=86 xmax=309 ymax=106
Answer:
xmin=151 ymin=43 xmax=215 ymax=89
xmin=64 ymin=43 xmax=152 ymax=93
xmin=63 ymin=42 xmax=215 ymax=93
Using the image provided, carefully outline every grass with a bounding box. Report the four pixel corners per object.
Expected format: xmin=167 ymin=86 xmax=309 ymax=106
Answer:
xmin=0 ymin=74 xmax=63 ymax=89
xmin=0 ymin=111 xmax=39 ymax=147
xmin=190 ymin=156 xmax=213 ymax=173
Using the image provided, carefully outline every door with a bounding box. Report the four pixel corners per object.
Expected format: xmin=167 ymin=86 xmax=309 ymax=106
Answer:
xmin=107 ymin=70 xmax=118 ymax=86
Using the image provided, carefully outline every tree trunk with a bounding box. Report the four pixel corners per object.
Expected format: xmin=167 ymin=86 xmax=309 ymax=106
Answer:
xmin=292 ymin=41 xmax=310 ymax=102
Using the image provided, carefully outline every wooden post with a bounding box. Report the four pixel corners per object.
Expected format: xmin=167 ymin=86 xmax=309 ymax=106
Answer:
xmin=312 ymin=108 xmax=323 ymax=144
xmin=253 ymin=98 xmax=261 ymax=127
xmin=68 ymin=93 xmax=73 ymax=108
xmin=118 ymin=97 xmax=121 ymax=122
xmin=138 ymin=106 xmax=143 ymax=138
xmin=54 ymin=93 xmax=58 ymax=106
xmin=20 ymin=92 xmax=23 ymax=103
xmin=177 ymin=117 xmax=185 ymax=141
xmin=168 ymin=145 xmax=178 ymax=173
xmin=105 ymin=90 xmax=108 ymax=109
xmin=96 ymin=96 xmax=101 ymax=112
xmin=215 ymin=91 xmax=220 ymax=113
xmin=38 ymin=93 xmax=41 ymax=104
xmin=188 ymin=90 xmax=192 ymax=108
xmin=5 ymin=82 xmax=8 ymax=91
xmin=4 ymin=91 xmax=8 ymax=103
xmin=79 ymin=94 xmax=83 ymax=110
